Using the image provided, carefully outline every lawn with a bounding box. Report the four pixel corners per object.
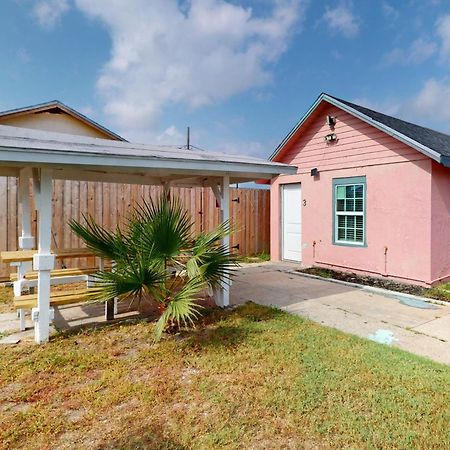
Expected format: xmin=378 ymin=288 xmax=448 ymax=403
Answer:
xmin=426 ymin=283 xmax=450 ymax=302
xmin=0 ymin=285 xmax=13 ymax=314
xmin=0 ymin=302 xmax=449 ymax=449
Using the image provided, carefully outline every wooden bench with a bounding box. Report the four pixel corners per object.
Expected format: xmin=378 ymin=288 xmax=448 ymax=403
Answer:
xmin=0 ymin=248 xmax=94 ymax=264
xmin=14 ymin=287 xmax=103 ymax=309
xmin=10 ymin=267 xmax=101 ymax=282
xmin=3 ymin=248 xmax=117 ymax=330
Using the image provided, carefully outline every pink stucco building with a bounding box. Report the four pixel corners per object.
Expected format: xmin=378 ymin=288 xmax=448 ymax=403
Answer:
xmin=270 ymin=93 xmax=450 ymax=287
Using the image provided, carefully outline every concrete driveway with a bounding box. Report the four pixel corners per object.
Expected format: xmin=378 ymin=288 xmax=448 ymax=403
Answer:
xmin=230 ymin=263 xmax=450 ymax=365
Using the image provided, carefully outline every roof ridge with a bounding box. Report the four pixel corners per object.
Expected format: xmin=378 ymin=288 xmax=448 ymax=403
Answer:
xmin=0 ymin=100 xmax=126 ymax=142
xmin=271 ymin=92 xmax=450 ymax=167
xmin=328 ymin=94 xmax=450 ymax=140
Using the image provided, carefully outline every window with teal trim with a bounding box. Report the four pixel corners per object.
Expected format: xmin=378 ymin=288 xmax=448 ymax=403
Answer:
xmin=333 ymin=178 xmax=366 ymax=245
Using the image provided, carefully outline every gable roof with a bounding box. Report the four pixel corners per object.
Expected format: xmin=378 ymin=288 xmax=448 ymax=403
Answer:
xmin=0 ymin=100 xmax=126 ymax=142
xmin=271 ymin=93 xmax=450 ymax=167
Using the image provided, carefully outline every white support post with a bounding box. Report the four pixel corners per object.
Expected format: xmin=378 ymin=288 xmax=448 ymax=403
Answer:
xmin=17 ymin=168 xmax=35 ymax=331
xmin=32 ymin=168 xmax=41 ymax=212
xmin=220 ymin=176 xmax=230 ymax=307
xmin=18 ymin=168 xmax=35 ymax=251
xmin=210 ymin=177 xmax=231 ymax=307
xmin=32 ymin=168 xmax=55 ymax=344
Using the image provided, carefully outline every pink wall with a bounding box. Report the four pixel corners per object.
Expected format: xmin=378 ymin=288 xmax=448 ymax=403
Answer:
xmin=431 ymin=162 xmax=450 ymax=284
xmin=271 ymin=102 xmax=441 ymax=286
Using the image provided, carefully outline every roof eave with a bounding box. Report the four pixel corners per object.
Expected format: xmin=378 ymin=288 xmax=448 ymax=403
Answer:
xmin=271 ymin=93 xmax=445 ymax=166
xmin=0 ymin=101 xmax=127 ymax=142
xmin=441 ymin=155 xmax=450 ymax=168
xmin=0 ymin=145 xmax=297 ymax=181
xmin=323 ymin=95 xmax=442 ymax=164
xmin=269 ymin=93 xmax=325 ymax=160
xmin=55 ymin=103 xmax=127 ymax=142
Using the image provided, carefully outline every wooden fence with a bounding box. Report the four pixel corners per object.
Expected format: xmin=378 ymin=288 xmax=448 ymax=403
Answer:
xmin=0 ymin=178 xmax=270 ymax=280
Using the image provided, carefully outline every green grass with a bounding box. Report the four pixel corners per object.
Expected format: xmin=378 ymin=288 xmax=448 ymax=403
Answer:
xmin=426 ymin=283 xmax=450 ymax=302
xmin=0 ymin=303 xmax=449 ymax=449
xmin=238 ymin=252 xmax=270 ymax=264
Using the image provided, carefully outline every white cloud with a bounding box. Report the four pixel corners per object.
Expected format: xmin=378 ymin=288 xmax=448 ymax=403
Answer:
xmin=322 ymin=4 xmax=359 ymax=38
xmin=212 ymin=138 xmax=266 ymax=157
xmin=406 ymin=78 xmax=450 ymax=121
xmin=381 ymin=2 xmax=399 ymax=20
xmin=351 ymin=97 xmax=400 ymax=117
xmin=382 ymin=38 xmax=437 ymax=66
xmin=73 ymin=0 xmax=304 ymax=140
xmin=33 ymin=0 xmax=69 ymax=29
xmin=17 ymin=48 xmax=31 ymax=64
xmin=156 ymin=125 xmax=185 ymax=146
xmin=436 ymin=13 xmax=450 ymax=59
xmin=357 ymin=78 xmax=450 ymax=131
xmin=78 ymin=105 xmax=95 ymax=118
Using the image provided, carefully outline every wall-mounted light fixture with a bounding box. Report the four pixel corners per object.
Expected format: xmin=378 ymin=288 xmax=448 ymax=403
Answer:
xmin=326 ymin=115 xmax=337 ymax=127
xmin=311 ymin=168 xmax=319 ymax=177
xmin=324 ymin=133 xmax=337 ymax=142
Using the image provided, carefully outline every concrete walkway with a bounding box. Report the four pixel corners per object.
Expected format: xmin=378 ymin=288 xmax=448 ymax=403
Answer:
xmin=1 ymin=264 xmax=449 ymax=365
xmin=0 ymin=299 xmax=144 ymax=344
xmin=231 ymin=263 xmax=450 ymax=365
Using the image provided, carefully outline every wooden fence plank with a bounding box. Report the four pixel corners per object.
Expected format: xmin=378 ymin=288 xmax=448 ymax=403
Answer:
xmin=0 ymin=178 xmax=270 ymax=280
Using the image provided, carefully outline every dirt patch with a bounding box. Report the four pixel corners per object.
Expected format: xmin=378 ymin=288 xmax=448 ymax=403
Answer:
xmin=298 ymin=267 xmax=449 ymax=302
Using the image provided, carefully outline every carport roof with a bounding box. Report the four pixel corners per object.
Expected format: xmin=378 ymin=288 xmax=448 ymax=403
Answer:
xmin=0 ymin=124 xmax=297 ymax=185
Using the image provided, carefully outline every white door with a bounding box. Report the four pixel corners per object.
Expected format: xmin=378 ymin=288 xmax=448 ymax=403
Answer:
xmin=282 ymin=183 xmax=302 ymax=262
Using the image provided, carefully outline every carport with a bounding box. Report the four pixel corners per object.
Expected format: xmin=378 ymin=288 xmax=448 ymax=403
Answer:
xmin=0 ymin=124 xmax=296 ymax=343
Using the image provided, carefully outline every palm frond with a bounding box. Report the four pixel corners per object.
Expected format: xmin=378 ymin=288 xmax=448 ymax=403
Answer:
xmin=90 ymin=259 xmax=167 ymax=302
xmin=70 ymin=194 xmax=238 ymax=340
xmin=129 ymin=195 xmax=194 ymax=261
xmin=187 ymin=221 xmax=238 ymax=286
xmin=69 ymin=214 xmax=129 ymax=260
xmin=153 ymin=277 xmax=204 ymax=341
xmin=193 ymin=220 xmax=233 ymax=249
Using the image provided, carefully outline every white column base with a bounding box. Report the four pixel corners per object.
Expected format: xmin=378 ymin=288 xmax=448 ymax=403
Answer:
xmin=34 ymin=270 xmax=53 ymax=344
xmin=32 ymin=306 xmax=54 ymax=323
xmin=18 ymin=309 xmax=26 ymax=331
xmin=213 ymin=286 xmax=230 ymax=308
xmin=222 ymin=285 xmax=230 ymax=307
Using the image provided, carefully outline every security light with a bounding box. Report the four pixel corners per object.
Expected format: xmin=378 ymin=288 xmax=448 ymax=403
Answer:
xmin=324 ymin=133 xmax=337 ymax=142
xmin=326 ymin=115 xmax=337 ymax=127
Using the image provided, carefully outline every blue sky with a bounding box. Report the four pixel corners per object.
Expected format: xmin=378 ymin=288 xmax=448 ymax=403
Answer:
xmin=1 ymin=0 xmax=450 ymax=158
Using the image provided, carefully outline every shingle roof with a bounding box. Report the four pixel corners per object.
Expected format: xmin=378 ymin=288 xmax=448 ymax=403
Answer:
xmin=271 ymin=93 xmax=450 ymax=167
xmin=328 ymin=95 xmax=450 ymax=162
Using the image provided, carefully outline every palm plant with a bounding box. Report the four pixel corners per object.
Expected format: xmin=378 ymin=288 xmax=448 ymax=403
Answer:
xmin=69 ymin=194 xmax=237 ymax=340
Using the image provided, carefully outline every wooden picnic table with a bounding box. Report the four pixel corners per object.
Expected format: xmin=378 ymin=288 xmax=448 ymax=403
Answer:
xmin=0 ymin=248 xmax=94 ymax=264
